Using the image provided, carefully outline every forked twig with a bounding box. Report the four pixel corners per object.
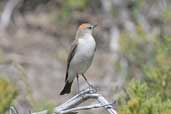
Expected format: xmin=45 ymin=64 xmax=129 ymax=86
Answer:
xmin=8 ymin=106 xmax=19 ymax=114
xmin=8 ymin=89 xmax=117 ymax=114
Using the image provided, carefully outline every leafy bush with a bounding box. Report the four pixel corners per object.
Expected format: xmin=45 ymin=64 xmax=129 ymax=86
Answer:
xmin=118 ymin=23 xmax=171 ymax=114
xmin=0 ymin=78 xmax=17 ymax=114
xmin=118 ymin=81 xmax=171 ymax=114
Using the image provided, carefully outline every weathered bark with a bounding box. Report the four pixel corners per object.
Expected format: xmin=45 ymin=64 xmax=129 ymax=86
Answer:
xmin=0 ymin=0 xmax=22 ymax=30
xmin=8 ymin=89 xmax=117 ymax=114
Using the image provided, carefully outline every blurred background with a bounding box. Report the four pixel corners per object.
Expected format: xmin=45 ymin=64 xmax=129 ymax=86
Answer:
xmin=0 ymin=0 xmax=171 ymax=114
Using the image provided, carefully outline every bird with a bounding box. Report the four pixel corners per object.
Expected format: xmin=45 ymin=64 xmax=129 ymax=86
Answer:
xmin=60 ymin=23 xmax=97 ymax=95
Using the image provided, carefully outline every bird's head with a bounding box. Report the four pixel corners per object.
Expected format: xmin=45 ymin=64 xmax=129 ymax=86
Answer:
xmin=76 ymin=23 xmax=96 ymax=37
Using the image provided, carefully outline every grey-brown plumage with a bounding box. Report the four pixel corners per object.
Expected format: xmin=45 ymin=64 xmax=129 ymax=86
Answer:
xmin=60 ymin=81 xmax=73 ymax=95
xmin=60 ymin=41 xmax=78 ymax=95
xmin=60 ymin=23 xmax=96 ymax=95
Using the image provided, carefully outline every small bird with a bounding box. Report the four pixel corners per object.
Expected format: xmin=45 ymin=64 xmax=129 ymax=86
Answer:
xmin=60 ymin=23 xmax=96 ymax=95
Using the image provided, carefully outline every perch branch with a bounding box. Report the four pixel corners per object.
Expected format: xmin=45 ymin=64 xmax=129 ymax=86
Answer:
xmin=8 ymin=106 xmax=19 ymax=114
xmin=9 ymin=89 xmax=117 ymax=114
xmin=61 ymin=102 xmax=115 ymax=114
xmin=0 ymin=0 xmax=22 ymax=30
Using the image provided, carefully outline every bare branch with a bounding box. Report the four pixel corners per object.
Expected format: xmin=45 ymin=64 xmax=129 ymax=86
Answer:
xmin=0 ymin=0 xmax=22 ymax=30
xmin=9 ymin=89 xmax=117 ymax=114
xmin=61 ymin=102 xmax=116 ymax=114
xmin=8 ymin=106 xmax=19 ymax=114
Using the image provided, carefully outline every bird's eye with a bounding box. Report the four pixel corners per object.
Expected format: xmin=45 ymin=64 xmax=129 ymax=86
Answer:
xmin=88 ymin=27 xmax=92 ymax=29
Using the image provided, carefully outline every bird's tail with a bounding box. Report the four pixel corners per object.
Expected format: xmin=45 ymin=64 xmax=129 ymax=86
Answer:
xmin=60 ymin=81 xmax=73 ymax=95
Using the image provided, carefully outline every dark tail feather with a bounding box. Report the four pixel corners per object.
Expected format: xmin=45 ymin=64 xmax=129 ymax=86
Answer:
xmin=60 ymin=81 xmax=73 ymax=95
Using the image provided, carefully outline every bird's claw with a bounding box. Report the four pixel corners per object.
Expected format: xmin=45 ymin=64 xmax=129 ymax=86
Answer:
xmin=87 ymin=85 xmax=97 ymax=93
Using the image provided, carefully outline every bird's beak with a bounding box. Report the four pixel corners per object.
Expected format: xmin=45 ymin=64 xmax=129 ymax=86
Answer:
xmin=93 ymin=24 xmax=97 ymax=29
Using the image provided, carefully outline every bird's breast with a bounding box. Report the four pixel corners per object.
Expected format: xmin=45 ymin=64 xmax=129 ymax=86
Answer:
xmin=77 ymin=37 xmax=96 ymax=59
xmin=71 ymin=36 xmax=96 ymax=66
xmin=69 ymin=35 xmax=96 ymax=74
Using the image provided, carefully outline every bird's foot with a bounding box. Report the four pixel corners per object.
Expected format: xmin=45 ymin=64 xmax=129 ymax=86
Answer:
xmin=87 ymin=85 xmax=97 ymax=93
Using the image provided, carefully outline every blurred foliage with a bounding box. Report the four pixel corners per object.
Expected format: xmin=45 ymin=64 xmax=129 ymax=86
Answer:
xmin=58 ymin=0 xmax=90 ymax=21
xmin=19 ymin=0 xmax=49 ymax=11
xmin=129 ymin=0 xmax=144 ymax=18
xmin=66 ymin=0 xmax=89 ymax=9
xmin=0 ymin=49 xmax=6 ymax=64
xmin=162 ymin=8 xmax=171 ymax=21
xmin=118 ymin=20 xmax=171 ymax=113
xmin=118 ymin=81 xmax=171 ymax=114
xmin=14 ymin=62 xmax=37 ymax=109
xmin=119 ymin=25 xmax=152 ymax=79
xmin=0 ymin=78 xmax=17 ymax=114
xmin=144 ymin=36 xmax=171 ymax=99
xmin=46 ymin=103 xmax=55 ymax=114
xmin=32 ymin=99 xmax=55 ymax=113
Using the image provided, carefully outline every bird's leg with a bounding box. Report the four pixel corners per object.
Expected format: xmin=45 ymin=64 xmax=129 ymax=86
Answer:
xmin=76 ymin=74 xmax=80 ymax=93
xmin=81 ymin=74 xmax=93 ymax=87
xmin=81 ymin=74 xmax=96 ymax=93
xmin=77 ymin=75 xmax=85 ymax=98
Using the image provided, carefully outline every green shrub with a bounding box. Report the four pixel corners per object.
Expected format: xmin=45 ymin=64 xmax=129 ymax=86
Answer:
xmin=118 ymin=81 xmax=171 ymax=114
xmin=0 ymin=78 xmax=17 ymax=114
xmin=58 ymin=0 xmax=90 ymax=22
xmin=118 ymin=22 xmax=171 ymax=114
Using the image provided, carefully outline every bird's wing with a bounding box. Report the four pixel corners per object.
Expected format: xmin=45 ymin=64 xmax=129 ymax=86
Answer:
xmin=65 ymin=39 xmax=78 ymax=81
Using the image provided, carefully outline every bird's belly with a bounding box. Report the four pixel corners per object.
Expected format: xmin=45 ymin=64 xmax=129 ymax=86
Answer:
xmin=75 ymin=55 xmax=93 ymax=73
xmin=70 ymin=39 xmax=96 ymax=74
